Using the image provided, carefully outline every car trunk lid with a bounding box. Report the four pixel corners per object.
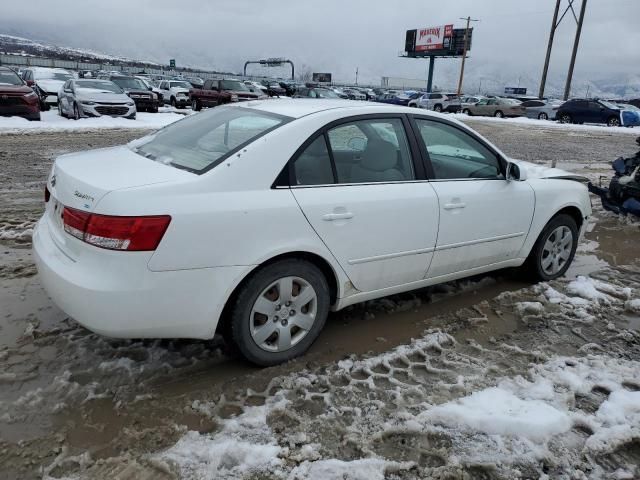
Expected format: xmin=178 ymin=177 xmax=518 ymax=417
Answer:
xmin=45 ymin=145 xmax=193 ymax=258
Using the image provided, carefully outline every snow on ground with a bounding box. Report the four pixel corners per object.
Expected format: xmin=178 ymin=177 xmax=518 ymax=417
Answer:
xmin=150 ymin=273 xmax=640 ymax=480
xmin=452 ymin=113 xmax=640 ymax=135
xmin=0 ymin=109 xmax=190 ymax=134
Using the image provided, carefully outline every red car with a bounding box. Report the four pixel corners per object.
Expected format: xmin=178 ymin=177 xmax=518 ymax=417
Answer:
xmin=0 ymin=67 xmax=41 ymax=121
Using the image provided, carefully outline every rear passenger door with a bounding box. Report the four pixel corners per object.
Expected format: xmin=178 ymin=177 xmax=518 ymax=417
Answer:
xmin=289 ymin=115 xmax=440 ymax=292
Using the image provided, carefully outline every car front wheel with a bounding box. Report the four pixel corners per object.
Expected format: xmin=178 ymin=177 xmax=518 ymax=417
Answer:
xmin=229 ymin=259 xmax=330 ymax=366
xmin=463 ymin=108 xmax=472 ymax=115
xmin=559 ymin=113 xmax=572 ymax=124
xmin=494 ymin=110 xmax=504 ymax=118
xmin=538 ymin=112 xmax=548 ymax=120
xmin=524 ymin=214 xmax=578 ymax=281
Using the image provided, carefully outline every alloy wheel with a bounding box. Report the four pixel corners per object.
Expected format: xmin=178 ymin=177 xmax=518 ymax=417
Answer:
xmin=249 ymin=276 xmax=317 ymax=353
xmin=539 ymin=112 xmax=548 ymax=120
xmin=541 ymin=226 xmax=573 ymax=276
xmin=608 ymin=117 xmax=620 ymax=127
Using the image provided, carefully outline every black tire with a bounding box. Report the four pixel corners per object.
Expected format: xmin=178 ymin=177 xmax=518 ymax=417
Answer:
xmin=434 ymin=104 xmax=443 ymax=112
xmin=463 ymin=108 xmax=472 ymax=116
xmin=170 ymin=97 xmax=176 ymax=108
xmin=523 ymin=214 xmax=579 ymax=281
xmin=494 ymin=110 xmax=504 ymax=118
xmin=559 ymin=113 xmax=572 ymax=124
xmin=607 ymin=116 xmax=621 ymax=127
xmin=229 ymin=259 xmax=330 ymax=366
xmin=58 ymin=102 xmax=65 ymax=118
xmin=538 ymin=112 xmax=548 ymax=120
xmin=192 ymin=99 xmax=202 ymax=111
xmin=72 ymin=103 xmax=80 ymax=120
xmin=150 ymin=105 xmax=158 ymax=113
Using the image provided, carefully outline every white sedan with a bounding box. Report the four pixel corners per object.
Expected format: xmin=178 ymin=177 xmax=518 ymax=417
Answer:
xmin=34 ymin=100 xmax=591 ymax=366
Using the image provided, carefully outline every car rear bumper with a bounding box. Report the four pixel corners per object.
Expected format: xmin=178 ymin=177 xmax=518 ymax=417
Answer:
xmin=33 ymin=217 xmax=248 ymax=339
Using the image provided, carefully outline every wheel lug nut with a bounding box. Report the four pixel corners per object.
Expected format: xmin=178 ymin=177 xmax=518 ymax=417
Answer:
xmin=285 ymin=301 xmax=291 ymax=307
xmin=274 ymin=315 xmax=279 ymax=321
xmin=281 ymin=320 xmax=288 ymax=326
xmin=275 ymin=305 xmax=281 ymax=311
xmin=290 ymin=310 xmax=295 ymax=316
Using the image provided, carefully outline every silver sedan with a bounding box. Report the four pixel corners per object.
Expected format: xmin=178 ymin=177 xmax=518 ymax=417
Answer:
xmin=57 ymin=79 xmax=136 ymax=120
xmin=521 ymin=99 xmax=564 ymax=121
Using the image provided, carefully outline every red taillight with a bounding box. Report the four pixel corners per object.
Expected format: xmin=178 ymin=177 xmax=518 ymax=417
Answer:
xmin=63 ymin=207 xmax=170 ymax=251
xmin=44 ymin=185 xmax=50 ymax=203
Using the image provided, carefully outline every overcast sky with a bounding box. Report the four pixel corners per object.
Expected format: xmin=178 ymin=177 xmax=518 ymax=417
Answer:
xmin=2 ymin=0 xmax=639 ymax=90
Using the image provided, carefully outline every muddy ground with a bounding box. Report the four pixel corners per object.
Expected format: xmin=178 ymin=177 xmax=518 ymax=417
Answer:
xmin=0 ymin=122 xmax=639 ymax=479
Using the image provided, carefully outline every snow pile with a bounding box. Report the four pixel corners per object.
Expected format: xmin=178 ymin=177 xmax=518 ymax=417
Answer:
xmin=454 ymin=113 xmax=640 ymax=135
xmin=0 ymin=110 xmax=189 ymax=134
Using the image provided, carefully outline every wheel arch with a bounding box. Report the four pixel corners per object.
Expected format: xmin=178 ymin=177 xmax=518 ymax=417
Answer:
xmin=216 ymin=250 xmax=342 ymax=336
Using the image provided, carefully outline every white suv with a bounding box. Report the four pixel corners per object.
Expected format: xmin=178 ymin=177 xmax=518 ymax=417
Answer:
xmin=411 ymin=92 xmax=461 ymax=113
xmin=157 ymin=80 xmax=192 ymax=108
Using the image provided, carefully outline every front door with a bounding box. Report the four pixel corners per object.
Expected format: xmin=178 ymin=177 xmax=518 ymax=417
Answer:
xmin=412 ymin=117 xmax=535 ymax=278
xmin=290 ymin=116 xmax=439 ymax=292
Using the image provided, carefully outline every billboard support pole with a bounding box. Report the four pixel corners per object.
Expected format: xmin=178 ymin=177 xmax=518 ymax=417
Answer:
xmin=563 ymin=0 xmax=587 ymax=101
xmin=426 ymin=57 xmax=435 ymax=93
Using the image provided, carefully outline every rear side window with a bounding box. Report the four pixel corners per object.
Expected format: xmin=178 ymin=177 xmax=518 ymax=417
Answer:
xmin=293 ymin=137 xmax=334 ymax=185
xmin=415 ymin=119 xmax=502 ymax=180
xmin=131 ymin=107 xmax=290 ymax=173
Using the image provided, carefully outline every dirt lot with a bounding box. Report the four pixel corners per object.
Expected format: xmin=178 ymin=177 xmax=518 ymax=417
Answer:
xmin=1 ymin=121 xmax=639 ymax=479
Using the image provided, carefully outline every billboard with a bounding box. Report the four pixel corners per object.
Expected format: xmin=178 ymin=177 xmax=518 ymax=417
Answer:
xmin=505 ymin=87 xmax=527 ymax=95
xmin=404 ymin=27 xmax=471 ymax=57
xmin=312 ymin=72 xmax=332 ymax=83
xmin=415 ymin=25 xmax=453 ymax=52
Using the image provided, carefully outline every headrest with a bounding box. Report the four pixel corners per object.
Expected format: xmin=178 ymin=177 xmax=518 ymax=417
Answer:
xmin=361 ymin=140 xmax=397 ymax=171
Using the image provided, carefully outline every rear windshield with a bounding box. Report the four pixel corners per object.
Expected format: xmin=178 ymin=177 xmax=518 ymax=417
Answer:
xmin=130 ymin=106 xmax=291 ymax=173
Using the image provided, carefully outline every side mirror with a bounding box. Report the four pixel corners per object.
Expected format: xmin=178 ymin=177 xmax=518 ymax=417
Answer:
xmin=506 ymin=162 xmax=527 ymax=181
xmin=26 ymin=79 xmax=35 ymax=87
xmin=148 ymin=86 xmax=153 ymax=91
xmin=64 ymin=88 xmax=72 ymax=93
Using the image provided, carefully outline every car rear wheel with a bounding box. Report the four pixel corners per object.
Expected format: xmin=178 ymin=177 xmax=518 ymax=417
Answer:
xmin=463 ymin=108 xmax=472 ymax=115
xmin=524 ymin=214 xmax=578 ymax=281
xmin=538 ymin=112 xmax=548 ymax=120
xmin=192 ymin=99 xmax=201 ymax=111
xmin=170 ymin=97 xmax=176 ymax=108
xmin=72 ymin=103 xmax=80 ymax=121
xmin=58 ymin=102 xmax=65 ymax=118
xmin=434 ymin=104 xmax=443 ymax=112
xmin=229 ymin=259 xmax=330 ymax=366
xmin=559 ymin=113 xmax=573 ymax=124
xmin=494 ymin=110 xmax=504 ymax=118
xmin=607 ymin=116 xmax=621 ymax=127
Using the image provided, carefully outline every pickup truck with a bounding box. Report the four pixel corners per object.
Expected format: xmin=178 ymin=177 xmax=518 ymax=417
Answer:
xmin=189 ymin=79 xmax=262 ymax=111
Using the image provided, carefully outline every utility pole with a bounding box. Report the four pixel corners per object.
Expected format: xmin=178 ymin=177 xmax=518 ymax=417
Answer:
xmin=355 ymin=67 xmax=359 ymax=86
xmin=564 ymin=0 xmax=587 ymax=100
xmin=539 ymin=0 xmax=561 ymax=99
xmin=456 ymin=16 xmax=479 ymax=96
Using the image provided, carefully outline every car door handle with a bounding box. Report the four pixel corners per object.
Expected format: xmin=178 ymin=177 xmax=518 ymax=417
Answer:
xmin=443 ymin=202 xmax=466 ymax=210
xmin=322 ymin=212 xmax=354 ymax=221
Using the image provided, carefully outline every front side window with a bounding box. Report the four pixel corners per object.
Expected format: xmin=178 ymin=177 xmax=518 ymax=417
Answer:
xmin=131 ymin=107 xmax=290 ymax=173
xmin=415 ymin=119 xmax=502 ymax=180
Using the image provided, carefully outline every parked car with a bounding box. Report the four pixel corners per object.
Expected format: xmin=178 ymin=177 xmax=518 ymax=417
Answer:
xmin=21 ymin=67 xmax=74 ymax=107
xmin=0 ymin=66 xmax=41 ymax=121
xmin=57 ymin=79 xmax=136 ymax=120
xmin=157 ymin=79 xmax=192 ymax=108
xmin=521 ymin=99 xmax=564 ymax=120
xmin=262 ymin=81 xmax=287 ymax=97
xmin=294 ymin=87 xmax=341 ymax=99
xmin=556 ymin=99 xmax=623 ymax=126
xmin=189 ymin=79 xmax=262 ymax=111
xmin=34 ymin=100 xmax=591 ymax=366
xmin=460 ymin=95 xmax=484 ymax=110
xmin=464 ymin=97 xmax=526 ymax=118
xmin=185 ymin=77 xmax=204 ymax=89
xmin=411 ymin=92 xmax=459 ymax=112
xmin=244 ymin=81 xmax=268 ymax=94
xmin=619 ymin=104 xmax=640 ymax=127
xmin=135 ymin=76 xmax=164 ymax=106
xmin=278 ymin=81 xmax=300 ymax=97
xmin=378 ymin=92 xmax=419 ymax=107
xmin=330 ymin=88 xmax=350 ymax=99
xmin=342 ymin=88 xmax=367 ymax=101
xmin=108 ymin=76 xmax=159 ymax=112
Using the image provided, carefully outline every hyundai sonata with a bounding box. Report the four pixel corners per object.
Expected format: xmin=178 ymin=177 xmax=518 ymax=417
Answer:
xmin=34 ymin=100 xmax=591 ymax=366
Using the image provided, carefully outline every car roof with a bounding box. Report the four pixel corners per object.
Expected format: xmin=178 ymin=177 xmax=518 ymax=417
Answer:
xmin=231 ymin=98 xmax=446 ymax=119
